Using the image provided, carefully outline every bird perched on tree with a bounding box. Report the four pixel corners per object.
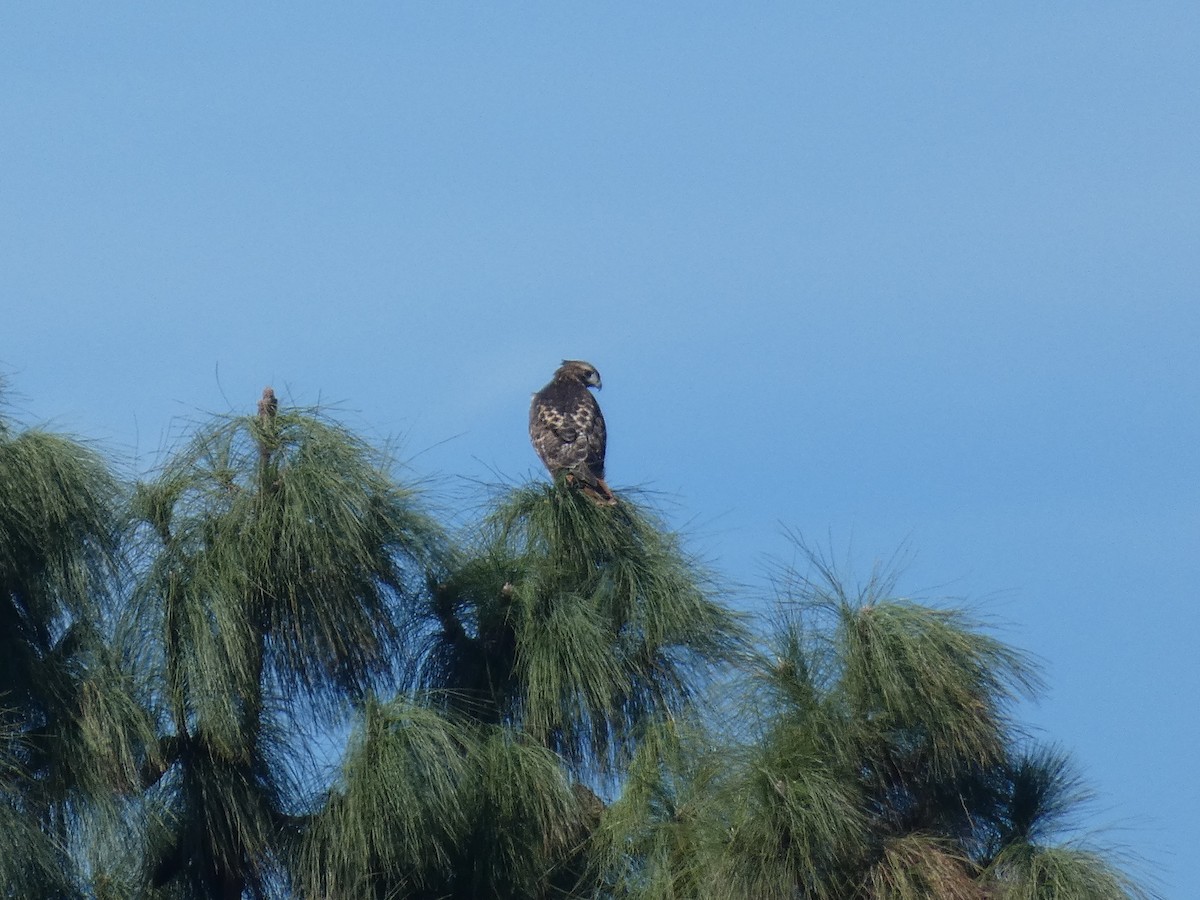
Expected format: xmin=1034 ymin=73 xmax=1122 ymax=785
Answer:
xmin=529 ymin=360 xmax=617 ymax=505
xmin=256 ymin=387 xmax=279 ymax=466
xmin=257 ymin=387 xmax=278 ymax=422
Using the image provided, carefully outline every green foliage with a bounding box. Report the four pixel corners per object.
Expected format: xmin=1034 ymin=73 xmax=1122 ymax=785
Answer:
xmin=419 ymin=483 xmax=747 ymax=776
xmin=0 ymin=408 xmax=153 ymax=896
xmin=299 ymin=698 xmax=592 ymax=899
xmin=0 ymin=712 xmax=77 ymax=897
xmin=984 ymin=843 xmax=1150 ymax=900
xmin=768 ymin=552 xmax=1041 ymax=780
xmin=0 ymin=427 xmax=119 ymax=626
xmin=126 ymin=406 xmax=446 ymax=897
xmin=588 ymin=548 xmax=1151 ymax=900
xmin=298 ymin=699 xmax=472 ymax=896
xmin=0 ymin=385 xmax=1156 ymax=900
xmin=590 ymin=717 xmax=740 ymax=899
xmin=132 ymin=409 xmax=443 ymax=716
xmin=978 ymin=746 xmax=1153 ymax=899
xmin=140 ymin=728 xmax=286 ymax=898
xmin=0 ymin=425 xmax=126 ymax=779
xmin=861 ymin=835 xmax=981 ymax=900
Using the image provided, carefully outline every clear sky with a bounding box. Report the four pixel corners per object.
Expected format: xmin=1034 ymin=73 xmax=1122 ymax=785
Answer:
xmin=3 ymin=4 xmax=1197 ymax=894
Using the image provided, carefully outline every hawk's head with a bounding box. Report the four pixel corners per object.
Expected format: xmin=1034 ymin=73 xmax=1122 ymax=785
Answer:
xmin=556 ymin=359 xmax=602 ymax=390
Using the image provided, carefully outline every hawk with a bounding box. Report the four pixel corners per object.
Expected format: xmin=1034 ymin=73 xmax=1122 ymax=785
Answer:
xmin=529 ymin=360 xmax=617 ymax=505
xmin=256 ymin=386 xmax=279 ymax=463
xmin=257 ymin=386 xmax=278 ymax=422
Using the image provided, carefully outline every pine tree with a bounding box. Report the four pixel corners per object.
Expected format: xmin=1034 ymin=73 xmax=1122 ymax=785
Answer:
xmin=299 ymin=482 xmax=748 ymax=898
xmin=0 ymin=396 xmax=152 ymax=896
xmin=126 ymin=395 xmax=444 ymax=898
xmin=0 ymin=380 xmax=1156 ymax=899
xmin=591 ymin=546 xmax=1153 ymax=899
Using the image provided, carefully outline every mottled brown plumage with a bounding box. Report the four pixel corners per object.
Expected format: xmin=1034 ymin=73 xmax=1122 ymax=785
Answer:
xmin=257 ymin=387 xmax=278 ymax=422
xmin=529 ymin=360 xmax=616 ymax=505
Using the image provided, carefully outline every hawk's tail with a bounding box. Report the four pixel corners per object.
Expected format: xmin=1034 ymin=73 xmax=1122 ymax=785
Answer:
xmin=565 ymin=472 xmax=619 ymax=506
xmin=584 ymin=478 xmax=618 ymax=506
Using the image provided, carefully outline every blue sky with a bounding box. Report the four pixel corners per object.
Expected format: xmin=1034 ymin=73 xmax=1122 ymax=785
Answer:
xmin=3 ymin=4 xmax=1197 ymax=893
